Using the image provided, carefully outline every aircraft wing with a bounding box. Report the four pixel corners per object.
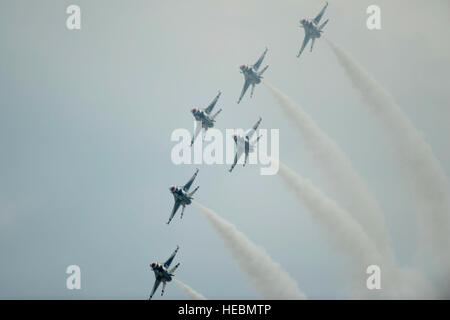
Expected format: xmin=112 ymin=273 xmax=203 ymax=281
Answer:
xmin=253 ymin=47 xmax=268 ymax=71
xmin=205 ymin=91 xmax=221 ymax=114
xmin=168 ymin=199 xmax=181 ymax=224
xmin=183 ymin=169 xmax=199 ymax=191
xmin=297 ymin=33 xmax=310 ymax=58
xmin=313 ymin=2 xmax=328 ymax=25
xmin=164 ymin=245 xmax=180 ymax=268
xmin=245 ymin=117 xmax=262 ymax=140
xmin=149 ymin=278 xmax=161 ymax=300
xmin=191 ymin=120 xmax=202 ymax=146
xmin=237 ymin=79 xmax=250 ymax=104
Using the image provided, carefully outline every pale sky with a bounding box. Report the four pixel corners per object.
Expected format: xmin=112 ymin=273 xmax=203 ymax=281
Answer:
xmin=0 ymin=0 xmax=449 ymax=299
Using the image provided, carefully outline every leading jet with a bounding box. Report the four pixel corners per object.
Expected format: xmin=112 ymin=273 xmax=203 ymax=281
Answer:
xmin=237 ymin=48 xmax=269 ymax=104
xmin=167 ymin=169 xmax=199 ymax=225
xmin=149 ymin=246 xmax=180 ymax=300
xmin=190 ymin=91 xmax=222 ymax=146
xmin=297 ymin=2 xmax=329 ymax=58
xmin=229 ymin=117 xmax=262 ymax=173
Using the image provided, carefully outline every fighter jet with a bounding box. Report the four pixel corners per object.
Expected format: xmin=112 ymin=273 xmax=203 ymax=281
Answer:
xmin=297 ymin=2 xmax=329 ymax=58
xmin=190 ymin=91 xmax=222 ymax=146
xmin=149 ymin=246 xmax=180 ymax=300
xmin=229 ymin=117 xmax=262 ymax=173
xmin=167 ymin=169 xmax=199 ymax=224
xmin=237 ymin=48 xmax=269 ymax=104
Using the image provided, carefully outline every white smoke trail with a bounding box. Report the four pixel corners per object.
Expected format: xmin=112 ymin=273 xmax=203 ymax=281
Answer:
xmin=264 ymin=82 xmax=394 ymax=264
xmin=327 ymin=39 xmax=450 ymax=293
xmin=173 ymin=279 xmax=206 ymax=300
xmin=277 ymin=162 xmax=383 ymax=275
xmin=276 ymin=160 xmax=434 ymax=299
xmin=193 ymin=201 xmax=306 ymax=300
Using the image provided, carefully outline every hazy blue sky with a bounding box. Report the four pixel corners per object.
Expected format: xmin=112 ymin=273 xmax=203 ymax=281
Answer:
xmin=0 ymin=0 xmax=449 ymax=299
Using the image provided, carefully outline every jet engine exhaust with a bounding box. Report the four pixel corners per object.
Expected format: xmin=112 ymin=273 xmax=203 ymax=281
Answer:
xmin=276 ymin=160 xmax=383 ymax=295
xmin=326 ymin=39 xmax=450 ymax=296
xmin=193 ymin=201 xmax=306 ymax=300
xmin=263 ymin=81 xmax=394 ymax=264
xmin=275 ymin=160 xmax=434 ymax=299
xmin=173 ymin=279 xmax=207 ymax=300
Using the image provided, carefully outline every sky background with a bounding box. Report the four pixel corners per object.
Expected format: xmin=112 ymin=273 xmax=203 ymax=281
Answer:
xmin=0 ymin=0 xmax=449 ymax=299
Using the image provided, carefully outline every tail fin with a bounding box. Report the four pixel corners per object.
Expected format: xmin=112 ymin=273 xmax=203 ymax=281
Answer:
xmin=169 ymin=262 xmax=180 ymax=275
xmin=319 ymin=19 xmax=329 ymax=31
xmin=188 ymin=186 xmax=199 ymax=197
xmin=258 ymin=65 xmax=269 ymax=76
xmin=212 ymin=109 xmax=222 ymax=120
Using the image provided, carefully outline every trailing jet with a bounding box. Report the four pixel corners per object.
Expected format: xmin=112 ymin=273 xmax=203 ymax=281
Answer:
xmin=149 ymin=246 xmax=180 ymax=300
xmin=229 ymin=117 xmax=262 ymax=173
xmin=190 ymin=91 xmax=222 ymax=146
xmin=167 ymin=169 xmax=199 ymax=224
xmin=297 ymin=2 xmax=329 ymax=57
xmin=237 ymin=48 xmax=269 ymax=104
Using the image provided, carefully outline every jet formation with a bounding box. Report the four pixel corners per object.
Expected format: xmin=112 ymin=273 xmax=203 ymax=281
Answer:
xmin=152 ymin=2 xmax=332 ymax=299
xmin=237 ymin=48 xmax=269 ymax=104
xmin=167 ymin=169 xmax=199 ymax=225
xmin=190 ymin=91 xmax=222 ymax=146
xmin=149 ymin=246 xmax=180 ymax=300
xmin=297 ymin=2 xmax=329 ymax=57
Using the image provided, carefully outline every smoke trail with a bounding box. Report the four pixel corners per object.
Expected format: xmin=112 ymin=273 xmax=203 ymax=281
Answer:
xmin=193 ymin=201 xmax=306 ymax=300
xmin=264 ymin=82 xmax=394 ymax=264
xmin=277 ymin=161 xmax=383 ymax=270
xmin=276 ymin=160 xmax=434 ymax=298
xmin=327 ymin=39 xmax=450 ymax=292
xmin=173 ymin=279 xmax=206 ymax=300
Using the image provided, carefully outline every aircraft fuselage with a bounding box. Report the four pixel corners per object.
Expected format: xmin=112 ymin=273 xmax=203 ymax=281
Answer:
xmin=192 ymin=110 xmax=215 ymax=129
xmin=242 ymin=67 xmax=261 ymax=85
xmin=171 ymin=187 xmax=192 ymax=205
xmin=234 ymin=135 xmax=256 ymax=152
xmin=301 ymin=19 xmax=321 ymax=38
xmin=152 ymin=264 xmax=173 ymax=282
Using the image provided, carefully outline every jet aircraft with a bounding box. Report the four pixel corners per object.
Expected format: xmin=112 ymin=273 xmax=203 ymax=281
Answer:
xmin=297 ymin=2 xmax=329 ymax=57
xmin=237 ymin=48 xmax=269 ymax=104
xmin=229 ymin=117 xmax=262 ymax=173
xmin=167 ymin=169 xmax=199 ymax=224
xmin=190 ymin=91 xmax=222 ymax=146
xmin=149 ymin=246 xmax=180 ymax=300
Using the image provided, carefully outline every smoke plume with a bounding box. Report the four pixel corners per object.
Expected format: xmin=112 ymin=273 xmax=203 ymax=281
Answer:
xmin=193 ymin=201 xmax=306 ymax=300
xmin=276 ymin=160 xmax=434 ymax=298
xmin=264 ymin=82 xmax=394 ymax=264
xmin=277 ymin=162 xmax=383 ymax=270
xmin=174 ymin=279 xmax=207 ymax=300
xmin=327 ymin=39 xmax=450 ymax=293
